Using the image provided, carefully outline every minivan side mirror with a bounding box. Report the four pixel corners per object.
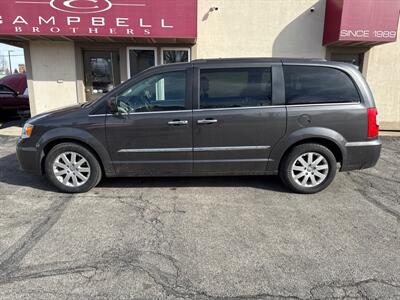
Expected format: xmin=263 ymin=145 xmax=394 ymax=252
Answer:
xmin=108 ymin=97 xmax=118 ymax=114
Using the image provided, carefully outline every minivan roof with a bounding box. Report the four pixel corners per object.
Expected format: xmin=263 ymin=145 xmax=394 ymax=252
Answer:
xmin=151 ymin=57 xmax=353 ymax=70
xmin=192 ymin=57 xmax=327 ymax=64
xmin=141 ymin=57 xmax=358 ymax=76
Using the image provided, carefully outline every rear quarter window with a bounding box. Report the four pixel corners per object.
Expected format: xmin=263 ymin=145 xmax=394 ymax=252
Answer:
xmin=283 ymin=66 xmax=361 ymax=105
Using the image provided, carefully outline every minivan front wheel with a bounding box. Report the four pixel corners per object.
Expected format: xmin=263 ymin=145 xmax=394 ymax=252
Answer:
xmin=280 ymin=143 xmax=337 ymax=194
xmin=45 ymin=143 xmax=102 ymax=193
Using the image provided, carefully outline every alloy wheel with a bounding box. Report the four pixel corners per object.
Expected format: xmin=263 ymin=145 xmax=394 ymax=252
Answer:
xmin=52 ymin=151 xmax=91 ymax=187
xmin=291 ymin=152 xmax=329 ymax=188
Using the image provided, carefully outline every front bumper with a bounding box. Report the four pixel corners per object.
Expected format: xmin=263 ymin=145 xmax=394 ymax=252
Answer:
xmin=341 ymin=139 xmax=382 ymax=171
xmin=16 ymin=139 xmax=42 ymax=175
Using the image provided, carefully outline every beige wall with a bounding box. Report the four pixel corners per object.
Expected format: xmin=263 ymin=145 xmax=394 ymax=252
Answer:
xmin=365 ymin=31 xmax=400 ymax=130
xmin=28 ymin=41 xmax=78 ymax=116
xmin=194 ymin=0 xmax=326 ymax=59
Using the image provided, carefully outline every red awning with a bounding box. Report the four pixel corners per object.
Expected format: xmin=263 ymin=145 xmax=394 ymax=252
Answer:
xmin=323 ymin=0 xmax=400 ymax=46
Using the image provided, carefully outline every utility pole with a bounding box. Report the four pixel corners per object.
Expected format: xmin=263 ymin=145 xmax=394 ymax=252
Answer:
xmin=8 ymin=50 xmax=14 ymax=74
xmin=0 ymin=54 xmax=6 ymax=73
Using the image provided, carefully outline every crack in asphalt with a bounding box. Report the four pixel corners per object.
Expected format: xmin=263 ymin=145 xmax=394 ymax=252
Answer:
xmin=0 ymin=190 xmax=310 ymax=299
xmin=0 ymin=195 xmax=74 ymax=277
xmin=347 ymin=172 xmax=400 ymax=224
xmin=1 ymin=192 xmax=398 ymax=299
xmin=310 ymin=278 xmax=400 ymax=299
xmin=0 ymin=256 xmax=305 ymax=299
xmin=2 ymin=253 xmax=400 ymax=299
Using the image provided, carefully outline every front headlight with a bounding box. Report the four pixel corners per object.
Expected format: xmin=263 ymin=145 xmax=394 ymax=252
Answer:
xmin=21 ymin=123 xmax=34 ymax=139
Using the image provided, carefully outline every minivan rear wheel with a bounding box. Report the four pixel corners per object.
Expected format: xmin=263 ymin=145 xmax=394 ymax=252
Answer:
xmin=279 ymin=143 xmax=337 ymax=194
xmin=45 ymin=142 xmax=102 ymax=193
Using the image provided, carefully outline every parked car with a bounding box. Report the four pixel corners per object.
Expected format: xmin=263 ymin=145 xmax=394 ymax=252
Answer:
xmin=16 ymin=58 xmax=381 ymax=194
xmin=0 ymin=74 xmax=30 ymax=119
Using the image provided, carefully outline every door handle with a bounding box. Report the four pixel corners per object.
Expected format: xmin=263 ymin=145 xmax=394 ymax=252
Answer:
xmin=168 ymin=120 xmax=189 ymax=126
xmin=197 ymin=119 xmax=218 ymax=125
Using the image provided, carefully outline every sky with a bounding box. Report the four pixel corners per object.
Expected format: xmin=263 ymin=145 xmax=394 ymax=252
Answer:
xmin=0 ymin=43 xmax=25 ymax=72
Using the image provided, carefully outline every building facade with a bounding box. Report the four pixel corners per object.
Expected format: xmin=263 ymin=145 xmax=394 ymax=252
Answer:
xmin=0 ymin=0 xmax=399 ymax=129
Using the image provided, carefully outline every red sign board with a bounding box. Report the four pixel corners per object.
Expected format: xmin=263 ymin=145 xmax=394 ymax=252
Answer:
xmin=0 ymin=0 xmax=197 ymax=39
xmin=323 ymin=0 xmax=400 ymax=46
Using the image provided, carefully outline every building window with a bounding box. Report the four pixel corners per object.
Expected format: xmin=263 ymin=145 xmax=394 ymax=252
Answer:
xmin=199 ymin=68 xmax=272 ymax=109
xmin=162 ymin=48 xmax=190 ymax=64
xmin=283 ymin=66 xmax=361 ymax=105
xmin=127 ymin=47 xmax=191 ymax=78
xmin=127 ymin=47 xmax=157 ymax=79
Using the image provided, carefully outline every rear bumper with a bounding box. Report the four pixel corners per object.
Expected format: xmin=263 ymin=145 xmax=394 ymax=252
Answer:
xmin=341 ymin=139 xmax=381 ymax=171
xmin=16 ymin=139 xmax=42 ymax=175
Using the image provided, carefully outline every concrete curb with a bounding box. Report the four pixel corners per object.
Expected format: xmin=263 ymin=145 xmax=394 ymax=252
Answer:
xmin=380 ymin=131 xmax=400 ymax=137
xmin=0 ymin=127 xmax=21 ymax=137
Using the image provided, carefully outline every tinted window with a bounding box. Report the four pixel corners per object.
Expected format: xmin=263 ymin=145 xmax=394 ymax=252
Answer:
xmin=199 ymin=68 xmax=272 ymax=109
xmin=283 ymin=66 xmax=360 ymax=104
xmin=116 ymin=71 xmax=186 ymax=113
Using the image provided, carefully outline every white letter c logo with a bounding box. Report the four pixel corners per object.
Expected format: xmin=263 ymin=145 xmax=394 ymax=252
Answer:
xmin=63 ymin=0 xmax=99 ymax=10
xmin=50 ymin=0 xmax=112 ymax=14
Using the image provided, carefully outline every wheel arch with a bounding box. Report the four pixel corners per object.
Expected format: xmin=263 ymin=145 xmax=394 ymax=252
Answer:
xmin=268 ymin=127 xmax=348 ymax=174
xmin=41 ymin=138 xmax=104 ymax=175
xmin=37 ymin=128 xmax=115 ymax=176
xmin=278 ymin=137 xmax=343 ymax=172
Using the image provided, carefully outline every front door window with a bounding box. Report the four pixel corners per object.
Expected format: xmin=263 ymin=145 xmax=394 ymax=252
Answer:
xmin=116 ymin=71 xmax=186 ymax=113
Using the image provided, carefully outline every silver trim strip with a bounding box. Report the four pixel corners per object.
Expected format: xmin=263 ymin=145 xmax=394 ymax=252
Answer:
xmin=168 ymin=120 xmax=189 ymax=125
xmin=195 ymin=146 xmax=270 ymax=152
xmin=89 ymin=110 xmax=191 ymax=117
xmin=113 ymin=158 xmax=271 ymax=164
xmin=118 ymin=148 xmax=192 ymax=153
xmin=345 ymin=140 xmax=381 ymax=147
xmin=287 ymin=102 xmax=361 ymax=108
xmin=89 ymin=114 xmax=112 ymax=117
xmin=113 ymin=160 xmax=191 ymax=164
xmin=118 ymin=145 xmax=271 ymax=153
xmin=128 ymin=110 xmax=189 ymax=115
xmin=195 ymin=159 xmax=271 ymax=163
xmin=193 ymin=105 xmax=285 ymax=112
xmin=197 ymin=119 xmax=218 ymax=124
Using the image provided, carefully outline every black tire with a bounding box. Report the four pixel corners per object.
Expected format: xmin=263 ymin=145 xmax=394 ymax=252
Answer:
xmin=279 ymin=143 xmax=337 ymax=194
xmin=45 ymin=142 xmax=102 ymax=193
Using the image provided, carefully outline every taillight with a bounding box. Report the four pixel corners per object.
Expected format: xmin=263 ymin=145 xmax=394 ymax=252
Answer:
xmin=367 ymin=107 xmax=379 ymax=138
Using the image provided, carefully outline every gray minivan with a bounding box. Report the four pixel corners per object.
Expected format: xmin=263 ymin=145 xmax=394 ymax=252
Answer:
xmin=16 ymin=58 xmax=381 ymax=193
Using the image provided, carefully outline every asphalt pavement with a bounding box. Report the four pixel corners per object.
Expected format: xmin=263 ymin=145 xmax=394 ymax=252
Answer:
xmin=0 ymin=136 xmax=399 ymax=299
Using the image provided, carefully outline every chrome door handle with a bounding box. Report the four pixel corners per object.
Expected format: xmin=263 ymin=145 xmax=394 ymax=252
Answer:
xmin=197 ymin=119 xmax=218 ymax=124
xmin=168 ymin=120 xmax=188 ymax=126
